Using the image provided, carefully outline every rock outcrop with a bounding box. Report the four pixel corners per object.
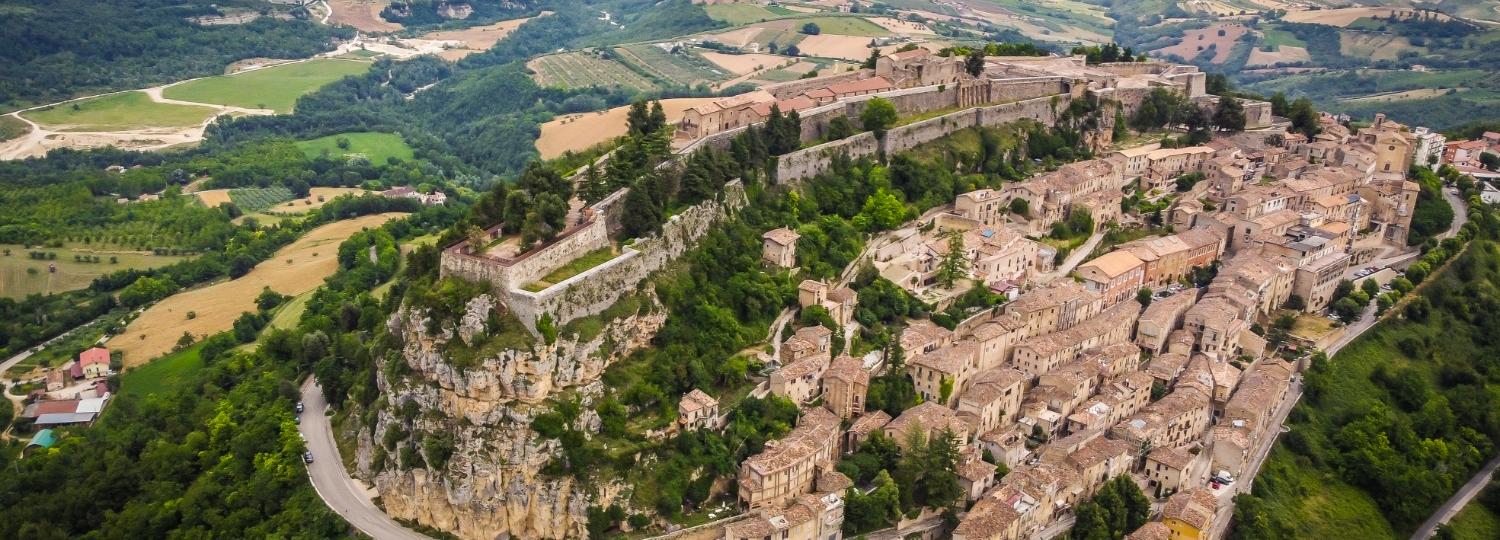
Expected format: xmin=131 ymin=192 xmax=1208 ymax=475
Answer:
xmin=355 ymin=291 xmax=662 ymax=539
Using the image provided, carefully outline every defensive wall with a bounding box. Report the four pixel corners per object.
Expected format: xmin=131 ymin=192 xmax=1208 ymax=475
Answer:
xmin=774 ymin=93 xmax=1071 ymax=182
xmin=441 ymin=182 xmax=747 ymax=334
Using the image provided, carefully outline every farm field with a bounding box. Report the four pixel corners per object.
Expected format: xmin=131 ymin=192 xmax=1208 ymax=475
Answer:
xmin=528 ymin=52 xmax=658 ymax=91
xmin=1154 ymin=23 xmax=1250 ymax=64
xmin=119 ymin=342 xmax=205 ymax=397
xmin=20 ymin=91 xmax=217 ymax=131
xmin=1338 ymin=33 xmax=1418 ymax=62
xmin=616 ymin=45 xmax=729 ymax=86
xmin=0 ymin=244 xmax=188 ymax=299
xmin=769 ymin=16 xmax=890 ymax=37
xmin=162 ymin=58 xmax=373 ymax=114
xmin=1247 ymin=45 xmax=1310 ymax=67
xmin=228 ymin=186 xmax=296 ymax=213
xmin=868 ymin=16 xmax=935 ymax=35
xmin=795 ymin=34 xmax=880 ymax=60
xmin=194 ymin=189 xmax=233 ymax=207
xmin=268 ymin=187 xmax=372 ymax=214
xmin=1281 ymin=7 xmax=1452 ymax=27
xmin=106 ymin=212 xmax=407 ymax=366
xmin=1340 ymin=88 xmax=1461 ymax=104
xmin=536 ymin=97 xmax=717 ymax=158
xmin=704 ymin=2 xmax=797 ymax=24
xmin=700 ymin=52 xmax=791 ymax=75
xmin=295 ymin=131 xmax=414 ymax=163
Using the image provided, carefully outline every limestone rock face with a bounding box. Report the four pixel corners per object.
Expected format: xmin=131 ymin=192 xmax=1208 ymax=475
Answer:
xmin=357 ymin=292 xmax=661 ymax=540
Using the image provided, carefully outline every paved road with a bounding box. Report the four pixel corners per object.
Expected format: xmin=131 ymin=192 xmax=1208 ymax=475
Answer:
xmin=1206 ymin=382 xmax=1303 ymax=540
xmin=1409 ymin=454 xmax=1500 ymax=540
xmin=299 ymin=378 xmax=431 ymax=540
xmin=1038 ymin=231 xmax=1105 ymax=284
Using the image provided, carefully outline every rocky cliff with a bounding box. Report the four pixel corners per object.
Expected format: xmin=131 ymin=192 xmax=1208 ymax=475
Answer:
xmin=353 ymin=290 xmax=663 ymax=540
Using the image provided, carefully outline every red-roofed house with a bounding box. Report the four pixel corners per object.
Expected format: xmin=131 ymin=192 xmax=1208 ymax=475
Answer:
xmin=79 ymin=347 xmax=111 ymax=379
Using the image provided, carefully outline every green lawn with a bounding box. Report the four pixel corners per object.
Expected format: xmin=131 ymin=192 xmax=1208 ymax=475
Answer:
xmin=120 ymin=343 xmax=205 ymax=397
xmin=295 ymin=132 xmax=415 ymax=164
xmin=1446 ymin=499 xmax=1500 ymax=540
xmin=21 ymin=91 xmax=217 ymax=131
xmin=1261 ymin=25 xmax=1307 ymax=48
xmin=162 ymin=59 xmax=372 ymax=114
xmin=522 ymin=247 xmax=619 ymax=292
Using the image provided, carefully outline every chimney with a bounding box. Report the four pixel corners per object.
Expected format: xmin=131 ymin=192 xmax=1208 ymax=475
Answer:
xmin=1374 ymin=113 xmax=1386 ymax=127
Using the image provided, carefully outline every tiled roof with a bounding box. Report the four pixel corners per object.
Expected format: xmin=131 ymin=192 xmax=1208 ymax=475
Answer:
xmin=763 ymin=227 xmax=800 ymax=245
xmin=743 ymin=407 xmax=840 ymax=475
xmin=1163 ymin=488 xmax=1219 ymax=530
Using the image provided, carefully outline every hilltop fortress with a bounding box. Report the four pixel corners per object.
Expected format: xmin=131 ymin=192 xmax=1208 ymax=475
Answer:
xmin=440 ymin=49 xmax=1272 ymax=335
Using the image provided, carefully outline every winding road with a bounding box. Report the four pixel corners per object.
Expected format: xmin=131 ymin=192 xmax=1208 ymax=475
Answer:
xmin=1410 ymin=454 xmax=1500 ymax=539
xmin=299 ymin=378 xmax=430 ymax=540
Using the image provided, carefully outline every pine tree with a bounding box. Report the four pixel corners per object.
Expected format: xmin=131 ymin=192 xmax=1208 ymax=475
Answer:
xmin=964 ymin=49 xmax=985 ymax=77
xmin=937 ymin=230 xmax=969 ymax=287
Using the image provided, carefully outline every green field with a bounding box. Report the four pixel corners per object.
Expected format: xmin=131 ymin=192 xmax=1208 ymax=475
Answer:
xmin=522 ymin=247 xmax=619 ymax=292
xmin=1446 ymin=497 xmax=1500 ymax=540
xmin=162 ymin=58 xmax=372 ymax=114
xmin=705 ymin=3 xmax=797 ymax=24
xmin=228 ymin=186 xmax=296 ymax=213
xmin=295 ymin=132 xmax=415 ymax=163
xmin=0 ymin=114 xmax=28 ymax=141
xmin=120 ymin=342 xmax=204 ymax=397
xmin=1261 ymin=25 xmax=1307 ymax=48
xmin=0 ymin=244 xmax=188 ymax=299
xmin=616 ymin=45 xmax=729 ymax=86
xmin=20 ymin=91 xmax=217 ymax=131
xmin=529 ymin=52 xmax=659 ymax=91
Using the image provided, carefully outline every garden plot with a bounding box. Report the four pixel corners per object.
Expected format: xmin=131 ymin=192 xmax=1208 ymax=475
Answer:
xmin=528 ymin=52 xmax=659 ymax=91
xmin=616 ymin=45 xmax=730 ymax=86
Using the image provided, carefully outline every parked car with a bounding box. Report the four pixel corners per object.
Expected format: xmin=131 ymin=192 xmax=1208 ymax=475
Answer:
xmin=303 ymin=452 xmax=314 ymax=464
xmin=296 ymin=401 xmax=305 ymax=413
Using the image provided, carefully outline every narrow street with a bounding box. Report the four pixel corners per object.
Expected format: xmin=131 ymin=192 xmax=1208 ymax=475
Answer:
xmin=299 ymin=378 xmax=431 ymax=540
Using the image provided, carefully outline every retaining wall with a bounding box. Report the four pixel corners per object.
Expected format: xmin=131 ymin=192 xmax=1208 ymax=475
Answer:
xmin=503 ymin=181 xmax=748 ymax=332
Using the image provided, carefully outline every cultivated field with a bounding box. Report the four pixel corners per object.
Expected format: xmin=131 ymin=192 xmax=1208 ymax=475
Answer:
xmin=1339 ymin=32 xmax=1417 ymax=62
xmin=419 ymin=13 xmax=544 ymax=60
xmin=705 ymin=2 xmax=797 ymax=24
xmin=795 ymin=34 xmax=877 ymax=60
xmin=868 ymin=16 xmax=936 ymax=35
xmin=1282 ymin=7 xmax=1453 ymax=27
xmin=528 ymin=52 xmax=658 ymax=91
xmin=21 ymin=92 xmax=217 ymax=131
xmin=295 ymin=131 xmax=414 ymax=163
xmin=616 ymin=45 xmax=729 ymax=86
xmin=706 ymin=26 xmax=765 ymax=48
xmin=766 ymin=16 xmax=890 ymax=37
xmin=700 ymin=52 xmax=791 ymax=75
xmin=1340 ymin=88 xmax=1461 ymax=104
xmin=229 ymin=186 xmax=296 ymax=212
xmin=195 ymin=189 xmax=233 ymax=207
xmin=269 ymin=187 xmax=372 ymax=214
xmin=107 ymin=213 xmax=407 ymax=365
xmin=0 ymin=245 xmax=188 ymax=299
xmin=1154 ymin=23 xmax=1250 ymax=64
xmin=327 ymin=0 xmax=402 ymax=33
xmin=536 ymin=97 xmax=718 ymax=158
xmin=1247 ymin=45 xmax=1310 ymax=66
xmin=162 ymin=59 xmax=373 ymax=114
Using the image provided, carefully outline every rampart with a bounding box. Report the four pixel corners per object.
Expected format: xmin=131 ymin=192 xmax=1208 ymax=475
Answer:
xmin=775 ymin=93 xmax=1070 ymax=182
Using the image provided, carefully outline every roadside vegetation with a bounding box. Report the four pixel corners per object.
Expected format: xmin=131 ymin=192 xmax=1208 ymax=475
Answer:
xmin=1228 ymin=174 xmax=1500 ymax=538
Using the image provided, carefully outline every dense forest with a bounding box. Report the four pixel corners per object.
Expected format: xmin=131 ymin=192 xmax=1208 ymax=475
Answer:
xmin=0 ymin=201 xmax=458 ymax=538
xmin=0 ymin=0 xmax=351 ymax=108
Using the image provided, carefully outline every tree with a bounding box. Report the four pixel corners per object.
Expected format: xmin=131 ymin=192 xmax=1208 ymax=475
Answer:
xmin=855 ymin=188 xmax=906 ymax=231
xmin=861 ymin=97 xmax=898 ymax=138
xmin=621 ymin=183 xmax=663 ymax=238
xmin=1136 ymin=287 xmax=1153 ymax=307
xmin=964 ymin=50 xmax=985 ymax=77
xmin=863 ymin=47 xmax=881 ymax=69
xmin=801 ymin=22 xmax=821 ymax=35
xmin=464 ymin=225 xmax=489 ymax=254
xmin=1361 ymin=278 xmax=1380 ymax=298
xmin=1481 ymin=152 xmax=1500 ymax=171
xmin=1214 ymin=96 xmax=1246 ymax=132
xmin=1288 ymin=97 xmax=1320 ymax=139
xmin=936 ymin=230 xmax=969 ymax=288
xmin=1009 ymin=197 xmax=1029 ymax=216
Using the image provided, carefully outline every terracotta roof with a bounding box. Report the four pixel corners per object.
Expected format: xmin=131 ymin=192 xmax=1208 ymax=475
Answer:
xmin=886 ymin=401 xmax=971 ymax=441
xmin=763 ymin=227 xmax=800 ymax=245
xmin=679 ymin=389 xmax=718 ymax=414
xmin=1148 ymin=445 xmax=1195 ymax=470
xmin=742 ymin=407 xmax=840 ymax=475
xmin=901 ymin=319 xmax=952 ymax=351
xmin=1126 ymin=522 xmax=1172 ymax=540
xmin=847 ymin=411 xmax=892 ymax=436
xmin=1079 ymin=250 xmax=1145 ymax=280
xmin=910 ymin=339 xmax=978 ymax=375
xmin=79 ymin=347 xmax=109 ymax=367
xmin=823 ymin=356 xmax=868 ymax=385
xmin=1163 ymin=488 xmax=1219 ymax=530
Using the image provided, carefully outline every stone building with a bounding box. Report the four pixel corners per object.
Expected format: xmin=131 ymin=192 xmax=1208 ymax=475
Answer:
xmin=1144 ymin=445 xmax=1210 ymax=497
xmin=1162 ymin=488 xmax=1219 ymax=540
xmin=738 ymin=407 xmax=842 ymax=509
xmin=798 ymin=280 xmax=858 ymax=328
xmin=678 ymin=389 xmax=720 ymax=431
xmin=771 ymin=351 xmax=831 ymax=405
xmin=821 ymin=356 xmax=869 ymax=419
xmin=1076 ymin=250 xmax=1146 ymax=306
xmin=875 ymin=48 xmax=963 ymax=88
xmin=763 ymin=227 xmax=800 ymax=268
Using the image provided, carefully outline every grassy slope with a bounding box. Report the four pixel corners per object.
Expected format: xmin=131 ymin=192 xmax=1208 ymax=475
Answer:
xmin=20 ymin=91 xmax=217 ymax=131
xmin=120 ymin=342 xmax=205 ymax=397
xmin=295 ymin=132 xmax=415 ymax=163
xmin=1447 ymin=501 xmax=1500 ymax=540
xmin=0 ymin=244 xmax=188 ymax=299
xmin=1253 ymin=240 xmax=1500 ymax=537
xmin=162 ymin=59 xmax=372 ymax=114
xmin=0 ymin=115 xmax=28 ymax=141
